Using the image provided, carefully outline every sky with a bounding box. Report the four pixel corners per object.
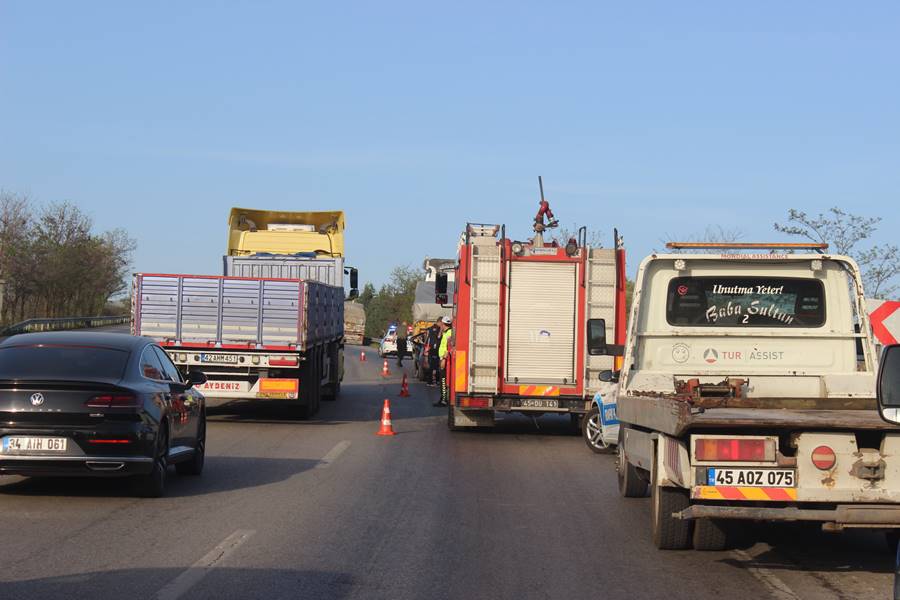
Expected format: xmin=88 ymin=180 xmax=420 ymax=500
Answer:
xmin=1 ymin=2 xmax=898 ymax=289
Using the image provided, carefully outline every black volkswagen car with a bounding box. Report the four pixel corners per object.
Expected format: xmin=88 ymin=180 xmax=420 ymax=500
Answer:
xmin=0 ymin=332 xmax=207 ymax=497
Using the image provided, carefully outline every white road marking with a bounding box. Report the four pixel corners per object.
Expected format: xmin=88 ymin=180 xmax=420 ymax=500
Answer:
xmin=730 ymin=549 xmax=800 ymax=600
xmin=156 ymin=529 xmax=255 ymax=600
xmin=316 ymin=440 xmax=351 ymax=468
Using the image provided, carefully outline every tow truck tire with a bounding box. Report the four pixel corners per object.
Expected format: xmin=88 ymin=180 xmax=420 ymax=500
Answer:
xmin=650 ymin=453 xmax=692 ymax=550
xmin=692 ymin=518 xmax=728 ymax=551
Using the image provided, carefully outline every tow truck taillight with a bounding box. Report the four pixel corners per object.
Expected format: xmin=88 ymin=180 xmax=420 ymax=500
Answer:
xmin=811 ymin=445 xmax=836 ymax=470
xmin=85 ymin=394 xmax=139 ymax=408
xmin=694 ymin=438 xmax=776 ymax=462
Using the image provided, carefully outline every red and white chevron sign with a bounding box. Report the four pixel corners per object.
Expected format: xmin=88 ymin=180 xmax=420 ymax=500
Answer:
xmin=868 ymin=299 xmax=900 ymax=346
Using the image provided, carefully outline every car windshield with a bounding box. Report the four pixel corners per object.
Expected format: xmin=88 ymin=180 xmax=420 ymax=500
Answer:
xmin=0 ymin=344 xmax=130 ymax=380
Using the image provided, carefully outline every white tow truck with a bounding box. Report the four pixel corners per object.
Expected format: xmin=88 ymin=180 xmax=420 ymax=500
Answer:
xmin=607 ymin=242 xmax=900 ymax=550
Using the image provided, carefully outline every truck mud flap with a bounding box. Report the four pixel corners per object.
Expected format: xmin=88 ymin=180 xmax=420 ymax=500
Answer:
xmin=452 ymin=409 xmax=494 ymax=428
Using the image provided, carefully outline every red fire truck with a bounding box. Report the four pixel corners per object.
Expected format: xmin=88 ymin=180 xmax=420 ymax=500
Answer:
xmin=436 ymin=215 xmax=627 ymax=434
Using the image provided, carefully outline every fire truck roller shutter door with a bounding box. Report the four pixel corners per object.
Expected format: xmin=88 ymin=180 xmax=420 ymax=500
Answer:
xmin=506 ymin=262 xmax=577 ymax=384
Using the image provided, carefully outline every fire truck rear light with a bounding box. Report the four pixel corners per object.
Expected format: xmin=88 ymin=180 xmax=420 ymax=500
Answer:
xmin=811 ymin=445 xmax=836 ymax=470
xmin=694 ymin=438 xmax=775 ymax=462
xmin=269 ymin=357 xmax=298 ymax=366
xmin=460 ymin=397 xmax=490 ymax=408
xmin=85 ymin=394 xmax=139 ymax=408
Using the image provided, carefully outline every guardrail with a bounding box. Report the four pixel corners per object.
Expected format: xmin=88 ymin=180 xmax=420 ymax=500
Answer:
xmin=1 ymin=315 xmax=129 ymax=336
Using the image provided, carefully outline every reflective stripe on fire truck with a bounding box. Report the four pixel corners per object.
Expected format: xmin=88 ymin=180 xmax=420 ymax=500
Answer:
xmin=455 ymin=350 xmax=467 ymax=393
xmin=693 ymin=486 xmax=797 ymax=501
xmin=518 ymin=385 xmax=560 ymax=397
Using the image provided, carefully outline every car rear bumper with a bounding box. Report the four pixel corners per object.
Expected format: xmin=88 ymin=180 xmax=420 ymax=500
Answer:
xmin=0 ymin=455 xmax=154 ymax=477
xmin=0 ymin=423 xmax=157 ymax=477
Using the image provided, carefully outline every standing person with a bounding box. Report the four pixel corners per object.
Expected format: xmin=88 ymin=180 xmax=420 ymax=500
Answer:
xmin=435 ymin=316 xmax=453 ymax=407
xmin=425 ymin=321 xmax=441 ymax=387
xmin=396 ymin=332 xmax=408 ymax=368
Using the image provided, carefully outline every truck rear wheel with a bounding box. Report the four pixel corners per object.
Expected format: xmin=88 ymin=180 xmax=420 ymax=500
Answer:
xmin=692 ymin=518 xmax=728 ymax=551
xmin=650 ymin=450 xmax=692 ymax=550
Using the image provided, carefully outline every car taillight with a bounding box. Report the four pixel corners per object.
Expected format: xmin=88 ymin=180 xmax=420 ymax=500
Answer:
xmin=695 ymin=438 xmax=776 ymax=462
xmin=88 ymin=438 xmax=132 ymax=444
xmin=85 ymin=394 xmax=139 ymax=408
xmin=811 ymin=445 xmax=836 ymax=470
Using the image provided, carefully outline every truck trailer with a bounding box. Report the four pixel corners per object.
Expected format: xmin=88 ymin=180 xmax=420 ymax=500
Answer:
xmin=132 ymin=208 xmax=357 ymax=418
xmin=612 ymin=242 xmax=900 ymax=550
xmin=441 ymin=222 xmax=626 ymax=431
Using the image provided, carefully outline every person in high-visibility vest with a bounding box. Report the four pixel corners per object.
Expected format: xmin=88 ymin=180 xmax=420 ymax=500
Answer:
xmin=434 ymin=316 xmax=453 ymax=407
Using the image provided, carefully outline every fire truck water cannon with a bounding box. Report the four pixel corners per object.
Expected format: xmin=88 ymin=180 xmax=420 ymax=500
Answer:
xmin=533 ymin=176 xmax=559 ymax=233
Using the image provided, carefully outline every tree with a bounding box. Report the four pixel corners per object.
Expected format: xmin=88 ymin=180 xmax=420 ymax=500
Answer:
xmin=363 ymin=266 xmax=422 ymax=338
xmin=358 ymin=283 xmax=376 ymax=310
xmin=775 ymin=208 xmax=899 ymax=298
xmin=553 ymin=224 xmax=607 ymax=248
xmin=0 ymin=193 xmax=137 ymax=324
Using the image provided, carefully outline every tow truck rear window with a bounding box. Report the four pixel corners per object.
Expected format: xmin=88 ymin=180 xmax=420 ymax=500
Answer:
xmin=666 ymin=277 xmax=825 ymax=327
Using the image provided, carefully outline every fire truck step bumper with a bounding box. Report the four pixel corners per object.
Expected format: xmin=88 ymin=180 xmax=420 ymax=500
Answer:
xmin=676 ymin=504 xmax=900 ymax=529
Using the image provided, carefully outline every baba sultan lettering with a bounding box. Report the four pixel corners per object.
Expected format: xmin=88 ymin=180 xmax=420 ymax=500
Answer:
xmin=705 ymin=300 xmax=795 ymax=325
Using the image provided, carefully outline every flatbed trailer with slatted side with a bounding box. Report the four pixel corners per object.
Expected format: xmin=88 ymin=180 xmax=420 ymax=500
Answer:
xmin=131 ymin=273 xmax=344 ymax=418
xmin=443 ymin=223 xmax=627 ymax=434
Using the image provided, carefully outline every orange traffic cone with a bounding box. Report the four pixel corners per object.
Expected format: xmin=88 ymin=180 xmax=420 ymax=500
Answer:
xmin=360 ymin=351 xmax=367 ymax=362
xmin=376 ymin=399 xmax=395 ymax=436
xmin=382 ymin=360 xmax=390 ymax=378
xmin=399 ymin=373 xmax=410 ymax=397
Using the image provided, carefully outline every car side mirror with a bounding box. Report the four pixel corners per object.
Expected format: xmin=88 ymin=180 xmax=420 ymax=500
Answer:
xmin=345 ymin=267 xmax=359 ymax=299
xmin=186 ymin=370 xmax=208 ymax=388
xmin=587 ymin=319 xmax=608 ymax=355
xmin=599 ymin=370 xmax=620 ymax=383
xmin=877 ymin=344 xmax=900 ymax=425
xmin=435 ymin=272 xmax=448 ymax=305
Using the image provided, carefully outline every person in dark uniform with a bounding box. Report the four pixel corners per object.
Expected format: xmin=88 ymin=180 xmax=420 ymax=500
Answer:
xmin=425 ymin=321 xmax=442 ymax=386
xmin=396 ymin=333 xmax=408 ymax=367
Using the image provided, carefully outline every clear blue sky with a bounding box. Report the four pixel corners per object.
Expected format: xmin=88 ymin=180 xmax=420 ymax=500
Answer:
xmin=2 ymin=2 xmax=898 ymax=288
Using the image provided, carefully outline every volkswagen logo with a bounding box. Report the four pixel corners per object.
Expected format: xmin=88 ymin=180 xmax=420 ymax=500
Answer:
xmin=30 ymin=393 xmax=45 ymax=406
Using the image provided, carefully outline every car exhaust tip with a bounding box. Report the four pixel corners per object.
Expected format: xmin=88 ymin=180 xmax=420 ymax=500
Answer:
xmin=85 ymin=461 xmax=125 ymax=471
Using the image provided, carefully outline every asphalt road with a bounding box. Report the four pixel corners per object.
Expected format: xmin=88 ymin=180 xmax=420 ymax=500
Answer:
xmin=0 ymin=343 xmax=894 ymax=599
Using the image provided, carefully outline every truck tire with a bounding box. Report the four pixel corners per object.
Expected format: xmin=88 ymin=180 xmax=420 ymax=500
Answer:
xmin=650 ymin=450 xmax=692 ymax=550
xmin=298 ymin=351 xmax=321 ymax=418
xmin=617 ymin=434 xmax=649 ymax=498
xmin=692 ymin=518 xmax=728 ymax=551
xmin=322 ymin=344 xmax=340 ymax=401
